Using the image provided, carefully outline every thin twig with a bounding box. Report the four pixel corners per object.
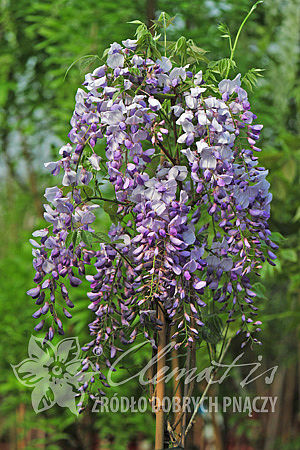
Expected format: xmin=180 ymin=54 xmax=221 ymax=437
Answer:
xmin=85 ymin=195 xmax=128 ymax=206
xmin=157 ymin=141 xmax=177 ymax=165
xmin=184 ymin=337 xmax=232 ymax=438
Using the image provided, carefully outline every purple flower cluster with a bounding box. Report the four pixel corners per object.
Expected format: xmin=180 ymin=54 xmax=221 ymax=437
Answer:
xmin=27 ymin=38 xmax=277 ymax=407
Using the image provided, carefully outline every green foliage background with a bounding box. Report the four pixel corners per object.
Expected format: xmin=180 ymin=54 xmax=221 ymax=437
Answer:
xmin=0 ymin=0 xmax=299 ymax=449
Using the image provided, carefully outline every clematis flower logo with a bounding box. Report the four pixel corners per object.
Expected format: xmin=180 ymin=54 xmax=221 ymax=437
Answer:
xmin=11 ymin=336 xmax=85 ymax=415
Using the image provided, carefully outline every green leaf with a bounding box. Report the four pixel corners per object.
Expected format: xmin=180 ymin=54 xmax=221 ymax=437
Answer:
xmin=102 ymin=48 xmax=109 ymax=59
xmin=135 ymin=23 xmax=148 ymax=40
xmin=80 ymin=230 xmax=94 ymax=248
xmin=201 ymin=314 xmax=223 ymax=345
xmin=218 ymin=23 xmax=231 ymax=39
xmin=282 ymin=158 xmax=296 ymax=182
xmin=93 ymin=232 xmax=112 ymax=244
xmin=293 ymin=206 xmax=300 ymax=222
xmin=112 ymin=88 xmax=123 ymax=102
xmin=174 ymin=36 xmax=187 ymax=54
xmin=154 ymin=13 xmax=175 ymax=29
xmin=208 ymin=58 xmax=236 ymax=77
xmin=252 ymin=282 xmax=268 ymax=300
xmin=65 ymin=232 xmax=73 ymax=249
xmin=281 ymin=249 xmax=297 ymax=263
xmin=270 ymin=232 xmax=285 ymax=244
xmin=78 ymin=56 xmax=99 ymax=75
xmin=63 ymin=55 xmax=100 ymax=81
xmin=187 ymin=40 xmax=207 ymax=55
xmin=103 ymin=202 xmax=119 ymax=222
xmin=127 ymin=20 xmax=145 ymax=25
xmin=242 ymin=68 xmax=264 ymax=91
xmin=65 ymin=230 xmax=80 ymax=250
xmin=72 ymin=231 xmax=81 ymax=249
xmin=82 ymin=186 xmax=94 ymax=198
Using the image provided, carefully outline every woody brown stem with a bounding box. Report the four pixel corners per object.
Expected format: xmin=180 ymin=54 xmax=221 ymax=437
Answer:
xmin=157 ymin=142 xmax=177 ymax=165
xmin=171 ymin=330 xmax=183 ymax=441
xmin=155 ymin=305 xmax=167 ymax=450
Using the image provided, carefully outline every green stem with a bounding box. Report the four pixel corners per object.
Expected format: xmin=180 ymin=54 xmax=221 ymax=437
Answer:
xmin=85 ymin=195 xmax=128 ymax=206
xmin=226 ymin=1 xmax=263 ymax=78
xmin=163 ymin=12 xmax=167 ymax=57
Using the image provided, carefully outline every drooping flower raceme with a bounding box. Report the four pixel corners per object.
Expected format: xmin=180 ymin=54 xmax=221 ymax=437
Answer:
xmin=27 ymin=38 xmax=277 ymax=409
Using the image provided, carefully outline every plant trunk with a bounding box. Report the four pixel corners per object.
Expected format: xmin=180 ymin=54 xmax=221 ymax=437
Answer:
xmin=155 ymin=306 xmax=166 ymax=450
xmin=171 ymin=343 xmax=182 ymax=441
xmin=146 ymin=0 xmax=156 ymax=30
xmin=16 ymin=403 xmax=26 ymax=449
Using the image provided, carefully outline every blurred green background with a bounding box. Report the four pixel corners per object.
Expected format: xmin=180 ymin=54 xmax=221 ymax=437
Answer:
xmin=0 ymin=0 xmax=299 ymax=449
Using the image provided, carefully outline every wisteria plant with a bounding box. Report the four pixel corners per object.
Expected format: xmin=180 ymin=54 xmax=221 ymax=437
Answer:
xmin=27 ymin=5 xmax=277 ymax=448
